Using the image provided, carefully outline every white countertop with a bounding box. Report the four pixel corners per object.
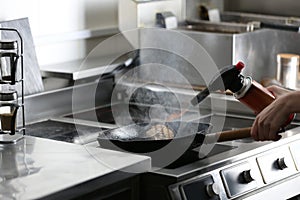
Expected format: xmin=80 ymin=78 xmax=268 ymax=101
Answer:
xmin=0 ymin=136 xmax=151 ymax=200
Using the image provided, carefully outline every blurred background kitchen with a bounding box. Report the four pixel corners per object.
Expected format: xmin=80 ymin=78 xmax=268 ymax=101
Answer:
xmin=1 ymin=0 xmax=300 ymax=200
xmin=1 ymin=0 xmax=300 ymax=91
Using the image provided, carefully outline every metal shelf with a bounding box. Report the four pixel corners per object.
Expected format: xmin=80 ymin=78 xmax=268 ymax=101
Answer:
xmin=0 ymin=28 xmax=25 ymax=138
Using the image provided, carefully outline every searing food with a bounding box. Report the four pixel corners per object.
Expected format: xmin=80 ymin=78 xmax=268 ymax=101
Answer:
xmin=145 ymin=124 xmax=175 ymax=140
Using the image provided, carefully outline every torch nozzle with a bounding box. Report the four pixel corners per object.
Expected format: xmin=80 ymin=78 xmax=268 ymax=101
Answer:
xmin=190 ymin=62 xmax=245 ymax=106
xmin=190 ymin=88 xmax=210 ymax=106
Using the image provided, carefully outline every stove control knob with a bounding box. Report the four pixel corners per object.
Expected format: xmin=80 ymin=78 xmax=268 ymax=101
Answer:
xmin=206 ymin=183 xmax=220 ymax=197
xmin=277 ymin=158 xmax=288 ymax=170
xmin=242 ymin=169 xmax=255 ymax=183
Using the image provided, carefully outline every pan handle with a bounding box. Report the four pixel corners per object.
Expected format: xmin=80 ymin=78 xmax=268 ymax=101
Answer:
xmin=216 ymin=127 xmax=251 ymax=142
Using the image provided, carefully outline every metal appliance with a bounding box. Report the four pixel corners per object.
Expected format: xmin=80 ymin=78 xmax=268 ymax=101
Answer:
xmin=176 ymin=13 xmax=300 ymax=83
xmin=49 ymin=93 xmax=300 ymax=199
xmin=118 ymin=0 xmax=184 ymax=32
xmin=18 ymin=76 xmax=300 ymax=199
xmin=0 ymin=28 xmax=25 ymax=143
xmin=100 ymin=84 xmax=300 ymax=200
xmin=118 ymin=0 xmax=300 ymax=83
xmin=152 ymin=126 xmax=300 ymax=200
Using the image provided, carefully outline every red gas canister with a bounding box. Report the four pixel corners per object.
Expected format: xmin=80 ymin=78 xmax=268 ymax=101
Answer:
xmin=234 ymin=76 xmax=295 ymax=126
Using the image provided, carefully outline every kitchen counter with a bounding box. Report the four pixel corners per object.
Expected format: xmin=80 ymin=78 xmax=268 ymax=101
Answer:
xmin=0 ymin=135 xmax=151 ymax=200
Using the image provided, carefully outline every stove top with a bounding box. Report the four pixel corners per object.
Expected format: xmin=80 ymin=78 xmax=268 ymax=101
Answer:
xmin=163 ymin=144 xmax=236 ymax=169
xmin=25 ymin=120 xmax=104 ymax=144
xmin=26 ymin=103 xmax=300 ymax=199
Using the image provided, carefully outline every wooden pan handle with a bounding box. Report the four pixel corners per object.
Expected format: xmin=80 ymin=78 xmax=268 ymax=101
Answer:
xmin=217 ymin=127 xmax=252 ymax=142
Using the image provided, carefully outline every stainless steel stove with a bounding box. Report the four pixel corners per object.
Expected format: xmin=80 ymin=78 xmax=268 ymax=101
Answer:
xmin=127 ymin=112 xmax=300 ymax=200
xmin=55 ymin=102 xmax=300 ymax=200
xmin=23 ymin=82 xmax=300 ymax=200
xmin=141 ymin=127 xmax=300 ymax=200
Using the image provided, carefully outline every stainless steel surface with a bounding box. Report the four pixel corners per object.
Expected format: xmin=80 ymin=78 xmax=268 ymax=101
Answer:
xmin=256 ymin=147 xmax=297 ymax=184
xmin=113 ymin=82 xmax=300 ymax=199
xmin=221 ymin=11 xmax=300 ymax=26
xmin=233 ymin=29 xmax=300 ymax=81
xmin=185 ymin=0 xmax=224 ymax=21
xmin=175 ymin=12 xmax=300 ymax=82
xmin=220 ymin=161 xmax=262 ymax=198
xmin=13 ymin=71 xmax=300 ymax=200
xmin=40 ymin=55 xmax=124 ymax=81
xmin=23 ymin=78 xmax=113 ymax=124
xmin=0 ymin=134 xmax=23 ymax=144
xmin=0 ymin=136 xmax=150 ymax=200
xmin=182 ymin=20 xmax=248 ymax=33
xmin=167 ymin=129 xmax=300 ymax=200
xmin=276 ymin=53 xmax=299 ymax=89
xmin=35 ymin=27 xmax=119 ymax=46
xmin=0 ymin=18 xmax=44 ymax=95
xmin=224 ymin=0 xmax=300 ymax=18
xmin=118 ymin=0 xmax=184 ymax=31
xmin=290 ymin=140 xmax=300 ymax=171
xmin=178 ymin=26 xmax=300 ymax=82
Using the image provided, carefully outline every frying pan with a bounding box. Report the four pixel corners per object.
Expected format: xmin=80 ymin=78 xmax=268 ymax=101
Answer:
xmin=98 ymin=121 xmax=254 ymax=154
xmin=97 ymin=121 xmax=211 ymax=153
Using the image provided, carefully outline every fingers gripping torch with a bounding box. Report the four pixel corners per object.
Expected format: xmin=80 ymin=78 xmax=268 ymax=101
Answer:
xmin=191 ymin=62 xmax=295 ymax=127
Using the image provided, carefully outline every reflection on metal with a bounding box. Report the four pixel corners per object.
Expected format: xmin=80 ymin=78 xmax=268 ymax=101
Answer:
xmin=0 ymin=138 xmax=41 ymax=199
xmin=119 ymin=0 xmax=183 ymax=31
xmin=40 ymin=54 xmax=126 ymax=81
xmin=178 ymin=17 xmax=300 ymax=82
xmin=0 ymin=136 xmax=150 ymax=199
xmin=0 ymin=139 xmax=40 ymax=180
xmin=0 ymin=134 xmax=23 ymax=144
xmin=224 ymin=0 xmax=300 ymax=18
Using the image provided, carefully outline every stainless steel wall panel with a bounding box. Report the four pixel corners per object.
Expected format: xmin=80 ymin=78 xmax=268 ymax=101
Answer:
xmin=224 ymin=0 xmax=300 ymax=18
xmin=233 ymin=29 xmax=300 ymax=81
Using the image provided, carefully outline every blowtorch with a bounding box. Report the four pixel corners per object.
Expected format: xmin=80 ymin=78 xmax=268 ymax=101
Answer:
xmin=191 ymin=61 xmax=295 ymax=127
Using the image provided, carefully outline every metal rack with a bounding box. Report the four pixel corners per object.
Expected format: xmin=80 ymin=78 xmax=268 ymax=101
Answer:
xmin=0 ymin=28 xmax=25 ymax=144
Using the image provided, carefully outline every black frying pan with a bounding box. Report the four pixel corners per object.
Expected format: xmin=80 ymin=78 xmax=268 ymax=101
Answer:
xmin=97 ymin=121 xmax=211 ymax=153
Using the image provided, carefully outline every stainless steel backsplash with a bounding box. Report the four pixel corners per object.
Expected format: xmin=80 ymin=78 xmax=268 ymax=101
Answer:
xmin=224 ymin=0 xmax=300 ymax=17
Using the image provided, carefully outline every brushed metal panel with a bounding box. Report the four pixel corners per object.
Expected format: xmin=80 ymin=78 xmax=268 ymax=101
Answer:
xmin=177 ymin=22 xmax=300 ymax=83
xmin=180 ymin=30 xmax=233 ymax=68
xmin=220 ymin=161 xmax=261 ymax=198
xmin=23 ymin=78 xmax=113 ymax=124
xmin=233 ymin=29 xmax=300 ymax=81
xmin=256 ymin=147 xmax=297 ymax=184
xmin=119 ymin=0 xmax=183 ymax=32
xmin=289 ymin=140 xmax=300 ymax=171
xmin=224 ymin=0 xmax=300 ymax=18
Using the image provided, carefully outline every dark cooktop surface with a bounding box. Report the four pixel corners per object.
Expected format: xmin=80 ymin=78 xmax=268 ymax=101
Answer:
xmin=25 ymin=120 xmax=103 ymax=144
xmin=162 ymin=144 xmax=236 ymax=169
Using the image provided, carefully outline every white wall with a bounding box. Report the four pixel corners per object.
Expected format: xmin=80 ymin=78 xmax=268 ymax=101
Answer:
xmin=0 ymin=0 xmax=119 ymax=66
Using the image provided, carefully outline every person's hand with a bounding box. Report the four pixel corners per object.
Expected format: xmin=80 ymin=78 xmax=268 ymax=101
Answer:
xmin=267 ymin=85 xmax=291 ymax=97
xmin=251 ymin=89 xmax=300 ymax=141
